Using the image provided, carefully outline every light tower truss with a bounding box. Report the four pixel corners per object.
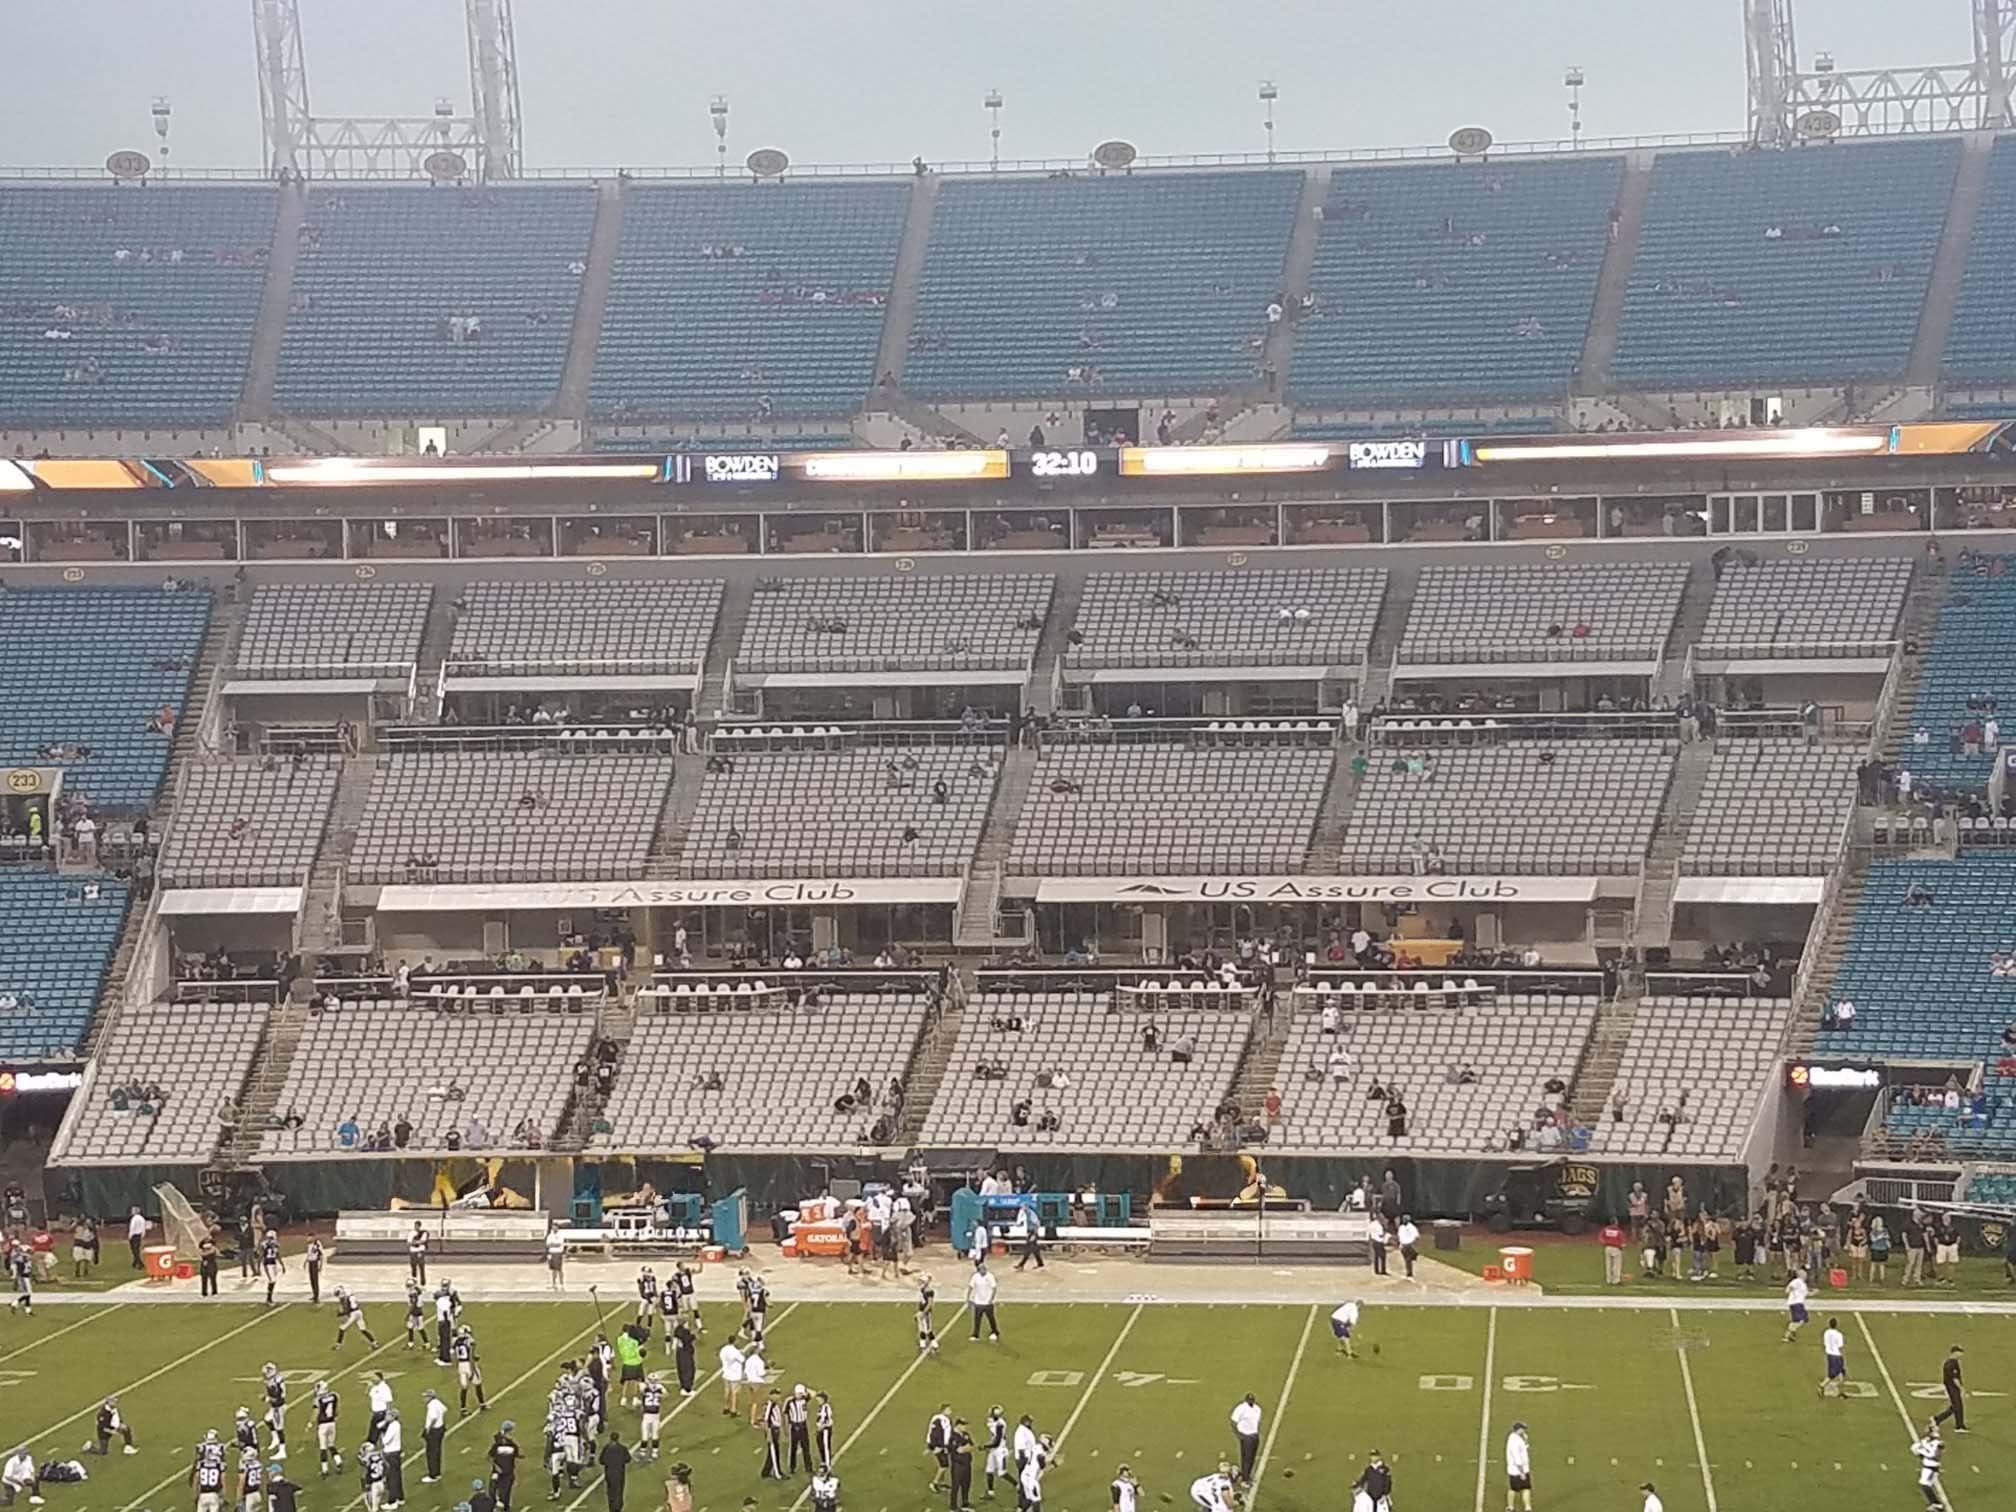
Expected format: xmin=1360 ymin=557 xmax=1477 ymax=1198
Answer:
xmin=253 ymin=0 xmax=523 ymax=181
xmin=1747 ymin=0 xmax=2016 ymax=145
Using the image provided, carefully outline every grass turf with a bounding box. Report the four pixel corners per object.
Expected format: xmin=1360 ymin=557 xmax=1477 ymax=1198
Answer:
xmin=1429 ymin=1228 xmax=2016 ymax=1300
xmin=0 ymin=1295 xmax=2011 ymax=1512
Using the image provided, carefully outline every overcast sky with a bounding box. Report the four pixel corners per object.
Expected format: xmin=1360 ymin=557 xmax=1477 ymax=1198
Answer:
xmin=3 ymin=1 xmax=1978 ymax=172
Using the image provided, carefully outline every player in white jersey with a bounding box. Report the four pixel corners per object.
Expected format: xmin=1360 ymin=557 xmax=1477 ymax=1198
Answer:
xmin=1910 ymin=1424 xmax=1947 ymax=1509
xmin=1330 ymin=1299 xmax=1362 ymax=1358
xmin=1189 ymin=1468 xmax=1236 ymax=1512
xmin=334 ymin=1287 xmax=378 ymax=1349
xmin=1782 ymin=1269 xmax=1810 ymax=1342
xmin=1504 ymin=1421 xmax=1533 ymax=1511
xmin=1110 ymin=1466 xmax=1140 ymax=1512
xmin=1819 ymin=1318 xmax=1849 ymax=1397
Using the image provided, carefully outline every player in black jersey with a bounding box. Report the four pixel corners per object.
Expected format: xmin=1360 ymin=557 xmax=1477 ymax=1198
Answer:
xmin=356 ymin=1440 xmax=388 ymax=1512
xmin=916 ymin=1274 xmax=939 ymax=1355
xmin=192 ymin=1435 xmax=229 ymax=1512
xmin=91 ymin=1394 xmax=138 ymax=1455
xmin=656 ymin=1282 xmax=678 ymax=1352
xmin=261 ymin=1363 xmax=289 ymax=1459
xmin=947 ymin=1419 xmax=975 ymax=1512
xmin=404 ymin=1280 xmax=426 ymax=1349
xmin=312 ymin=1382 xmax=342 ymax=1477
xmin=236 ymin=1445 xmax=266 ymax=1512
xmin=7 ymin=1241 xmax=33 ymax=1315
xmin=635 ymin=1267 xmax=658 ymax=1329
xmin=234 ymin=1409 xmax=260 ymax=1456
xmin=260 ymin=1231 xmax=284 ymax=1307
xmin=455 ymin=1324 xmax=488 ymax=1414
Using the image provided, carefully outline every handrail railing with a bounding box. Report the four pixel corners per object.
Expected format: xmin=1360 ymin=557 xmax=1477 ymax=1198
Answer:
xmin=441 ymin=656 xmax=705 ymax=681
xmin=380 ymin=721 xmax=684 ymax=753
xmin=1693 ymin=637 xmax=1899 ymax=662
xmin=1372 ymin=709 xmax=1680 ymax=744
xmin=227 ymin=658 xmax=417 ymax=683
xmin=1789 ymin=804 xmax=1858 ymax=1030
xmin=1392 ymin=637 xmax=1668 ymax=667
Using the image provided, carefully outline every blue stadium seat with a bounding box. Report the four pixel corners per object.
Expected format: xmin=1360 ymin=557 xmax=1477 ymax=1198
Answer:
xmin=0 ymin=873 xmax=131 ymax=1059
xmin=591 ymin=182 xmax=908 ymax=422
xmin=1614 ymin=139 xmax=1960 ymax=388
xmin=1826 ymin=857 xmax=2016 ymax=1083
xmin=1289 ymin=157 xmax=1623 ymax=406
xmin=275 ymin=185 xmax=596 ymax=416
xmin=1898 ymin=552 xmax=2015 ymax=788
xmin=0 ymin=183 xmax=277 ymax=423
xmin=1942 ymin=134 xmax=2016 ymax=384
xmin=0 ymin=587 xmax=211 ymax=809
xmin=906 ymin=172 xmax=1300 ymax=402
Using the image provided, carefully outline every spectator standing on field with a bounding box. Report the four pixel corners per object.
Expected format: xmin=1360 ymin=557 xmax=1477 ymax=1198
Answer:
xmin=1599 ymin=1215 xmax=1627 ymax=1284
xmin=126 ymin=1206 xmax=147 ymax=1269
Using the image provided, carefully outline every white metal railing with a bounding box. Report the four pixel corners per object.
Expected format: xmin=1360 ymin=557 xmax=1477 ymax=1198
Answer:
xmin=1391 ymin=637 xmax=1667 ymax=667
xmin=1867 ymin=641 xmax=1910 ymax=759
xmin=1692 ymin=637 xmax=1899 ymax=662
xmin=1789 ymin=806 xmax=1858 ymax=1029
xmin=440 ymin=656 xmax=703 ymax=682
xmin=226 ymin=659 xmax=416 ymax=684
xmin=1372 ymin=709 xmax=1680 ymax=744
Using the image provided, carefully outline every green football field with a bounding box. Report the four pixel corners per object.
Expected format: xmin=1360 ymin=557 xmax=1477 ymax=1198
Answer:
xmin=2 ymin=1296 xmax=2012 ymax=1512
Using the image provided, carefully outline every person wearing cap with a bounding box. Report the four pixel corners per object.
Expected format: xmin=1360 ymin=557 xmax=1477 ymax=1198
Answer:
xmin=1351 ymin=1450 xmax=1392 ymax=1512
xmin=488 ymin=1423 xmax=520 ymax=1512
xmin=1228 ymin=1394 xmax=1262 ymax=1484
xmin=93 ymin=1394 xmax=138 ymax=1455
xmin=380 ymin=1406 xmax=405 ymax=1508
xmin=599 ymin=1428 xmax=631 ymax=1512
xmin=1504 ymin=1422 xmax=1532 ymax=1511
xmin=1932 ymin=1345 xmax=1967 ymax=1432
xmin=1638 ymin=1482 xmax=1663 ymax=1512
xmin=467 ymin=1479 xmax=496 ymax=1512
xmin=661 ymin=1462 xmax=693 ymax=1512
xmin=421 ymin=1391 xmax=448 ymax=1483
xmin=267 ymin=1464 xmax=301 ymax=1512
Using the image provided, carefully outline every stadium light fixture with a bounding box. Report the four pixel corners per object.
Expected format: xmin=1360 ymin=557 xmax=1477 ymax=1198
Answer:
xmin=985 ymin=89 xmax=1004 ymax=173
xmin=1258 ymin=80 xmax=1278 ymax=163
xmin=1564 ymin=67 xmax=1584 ymax=146
xmin=151 ymin=97 xmax=173 ymax=172
xmin=710 ymin=95 xmax=730 ymax=179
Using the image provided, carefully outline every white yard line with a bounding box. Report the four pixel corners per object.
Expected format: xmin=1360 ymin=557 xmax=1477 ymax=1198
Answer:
xmin=24 ymin=1303 xmax=290 ymax=1447
xmin=1247 ymin=1304 xmax=1315 ymax=1509
xmin=1055 ymin=1301 xmax=1143 ymax=1452
xmin=1472 ymin=1307 xmax=1498 ymax=1512
xmin=785 ymin=1303 xmax=970 ymax=1512
xmin=1669 ymin=1307 xmax=1719 ymax=1512
xmin=331 ymin=1304 xmax=612 ymax=1512
xmin=558 ymin=1301 xmax=804 ymax=1512
xmin=118 ymin=1329 xmax=409 ymax=1512
xmin=1855 ymin=1312 xmax=1955 ymax=1512
xmin=0 ymin=1302 xmax=124 ymax=1363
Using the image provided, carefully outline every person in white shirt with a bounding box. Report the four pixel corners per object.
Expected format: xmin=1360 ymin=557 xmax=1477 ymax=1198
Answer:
xmin=1330 ymin=1300 xmax=1361 ymax=1358
xmin=366 ymin=1374 xmax=395 ymax=1446
xmin=1819 ymin=1319 xmax=1848 ymax=1397
xmin=1011 ymin=1416 xmax=1038 ymax=1482
xmin=1189 ymin=1468 xmax=1236 ymax=1512
xmin=1910 ymin=1425 xmax=1945 ymax=1508
xmin=1504 ymin=1422 xmax=1532 ymax=1511
xmin=1783 ymin=1269 xmax=1810 ymax=1342
xmin=742 ymin=1351 xmax=770 ymax=1428
xmin=1 ymin=1447 xmax=42 ymax=1506
xmin=1639 ymin=1483 xmax=1663 ymax=1512
xmin=1111 ymin=1466 xmax=1140 ymax=1512
xmin=1228 ymin=1395 xmax=1262 ymax=1483
xmin=1395 ymin=1217 xmax=1421 ymax=1279
xmin=718 ymin=1338 xmax=747 ymax=1416
xmin=379 ymin=1407 xmax=406 ymax=1509
xmin=127 ymin=1206 xmax=149 ymax=1270
xmin=967 ymin=1265 xmax=1000 ymax=1341
xmin=419 ymin=1392 xmax=448 ymax=1483
xmin=544 ymin=1226 xmax=566 ymax=1291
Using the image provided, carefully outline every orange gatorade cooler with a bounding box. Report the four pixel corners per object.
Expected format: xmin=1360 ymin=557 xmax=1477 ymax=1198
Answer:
xmin=1498 ymin=1245 xmax=1534 ymax=1285
xmin=142 ymin=1244 xmax=177 ymax=1280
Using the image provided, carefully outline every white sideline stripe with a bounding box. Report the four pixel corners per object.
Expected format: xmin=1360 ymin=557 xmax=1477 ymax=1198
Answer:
xmin=1856 ymin=1311 xmax=1955 ymax=1511
xmin=118 ymin=1328 xmax=408 ymax=1511
xmin=1670 ymin=1307 xmax=1718 ymax=1512
xmin=0 ymin=1302 xmax=124 ymax=1364
xmin=1472 ymin=1307 xmax=1498 ymax=1512
xmin=1056 ymin=1302 xmax=1142 ymax=1449
xmin=1248 ymin=1304 xmax=1315 ymax=1508
xmin=786 ymin=1303 xmax=970 ymax=1512
xmin=333 ymin=1303 xmax=610 ymax=1512
xmin=559 ymin=1301 xmax=803 ymax=1512
xmin=26 ymin=1303 xmax=290 ymax=1446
